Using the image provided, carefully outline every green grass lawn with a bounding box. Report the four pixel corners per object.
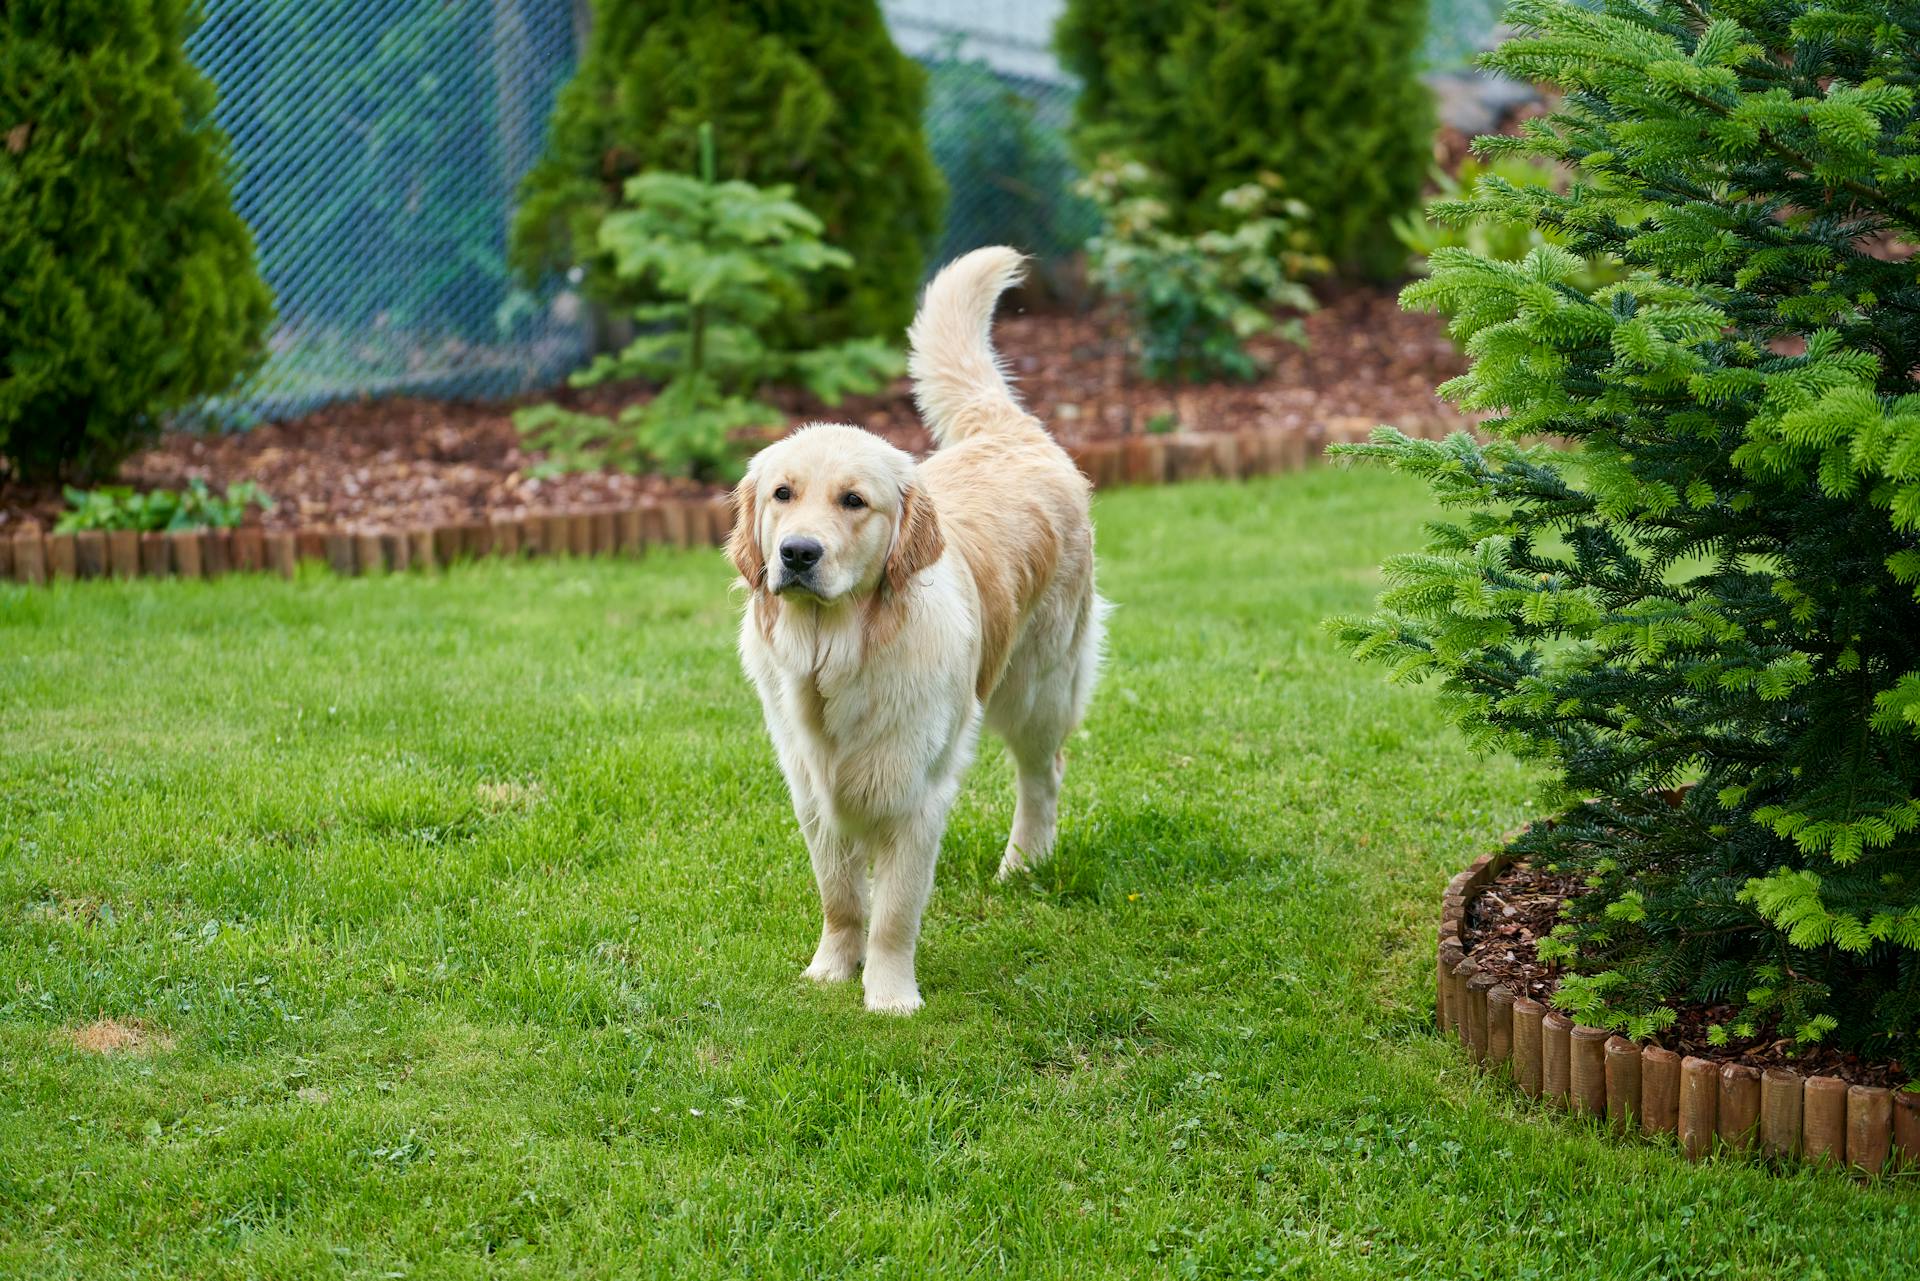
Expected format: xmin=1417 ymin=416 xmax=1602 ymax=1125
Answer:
xmin=2 ymin=468 xmax=1913 ymax=1279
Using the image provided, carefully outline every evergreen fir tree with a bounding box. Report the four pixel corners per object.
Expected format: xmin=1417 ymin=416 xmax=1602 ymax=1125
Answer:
xmin=1055 ymin=0 xmax=1431 ymax=279
xmin=1 ymin=0 xmax=273 ymax=482
xmin=511 ymin=0 xmax=945 ymax=342
xmin=1335 ymin=0 xmax=1920 ymax=1062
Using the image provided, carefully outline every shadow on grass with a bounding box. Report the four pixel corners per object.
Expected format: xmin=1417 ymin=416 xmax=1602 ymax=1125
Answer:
xmin=969 ymin=801 xmax=1272 ymax=906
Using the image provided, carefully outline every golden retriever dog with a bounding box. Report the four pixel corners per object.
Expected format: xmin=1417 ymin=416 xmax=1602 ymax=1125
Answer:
xmin=727 ymin=246 xmax=1106 ymax=1014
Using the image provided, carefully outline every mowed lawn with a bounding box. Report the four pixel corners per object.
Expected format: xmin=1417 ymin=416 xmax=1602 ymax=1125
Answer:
xmin=1 ymin=468 xmax=1913 ymax=1279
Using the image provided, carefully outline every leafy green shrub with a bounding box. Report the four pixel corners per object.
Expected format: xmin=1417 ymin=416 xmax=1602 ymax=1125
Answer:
xmin=2 ymin=0 xmax=273 ymax=482
xmin=1333 ymin=0 xmax=1920 ymax=1062
xmin=512 ymin=0 xmax=943 ymax=342
xmin=56 ymin=480 xmax=274 ymax=534
xmin=924 ymin=55 xmax=1097 ymax=268
xmin=1055 ymin=0 xmax=1430 ymax=279
xmin=514 ymin=128 xmax=900 ymax=480
xmin=1079 ymin=159 xmax=1325 ymax=384
xmin=1392 ymin=155 xmax=1623 ymax=293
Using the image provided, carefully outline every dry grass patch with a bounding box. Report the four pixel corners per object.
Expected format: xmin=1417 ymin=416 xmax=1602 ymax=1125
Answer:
xmin=476 ymin=778 xmax=545 ymax=812
xmin=67 ymin=1018 xmax=172 ymax=1056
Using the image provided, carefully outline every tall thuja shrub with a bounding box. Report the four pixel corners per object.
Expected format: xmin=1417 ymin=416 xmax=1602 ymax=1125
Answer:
xmin=513 ymin=0 xmax=944 ymax=341
xmin=1055 ymin=0 xmax=1431 ymax=278
xmin=1 ymin=0 xmax=272 ymax=481
xmin=1333 ymin=0 xmax=1920 ymax=1060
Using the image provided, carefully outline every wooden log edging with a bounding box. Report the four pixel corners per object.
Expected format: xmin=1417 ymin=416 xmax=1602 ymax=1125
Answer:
xmin=1437 ymin=849 xmax=1913 ymax=1178
xmin=1 ymin=494 xmax=736 ymax=586
xmin=1 ymin=419 xmax=1414 ymax=588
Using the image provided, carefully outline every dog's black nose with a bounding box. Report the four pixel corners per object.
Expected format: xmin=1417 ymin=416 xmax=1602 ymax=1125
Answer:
xmin=779 ymin=536 xmax=823 ymax=573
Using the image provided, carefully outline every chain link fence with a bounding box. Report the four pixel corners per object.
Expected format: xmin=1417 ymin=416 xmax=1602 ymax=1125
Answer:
xmin=893 ymin=4 xmax=1097 ymax=286
xmin=188 ymin=0 xmax=1501 ymax=427
xmin=1425 ymin=0 xmax=1509 ymax=72
xmin=188 ymin=0 xmax=588 ymax=427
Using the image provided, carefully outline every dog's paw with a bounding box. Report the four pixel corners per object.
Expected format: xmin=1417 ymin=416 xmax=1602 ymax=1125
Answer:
xmin=862 ymin=962 xmax=923 ymax=1015
xmin=802 ymin=956 xmax=858 ymax=984
xmin=802 ymin=937 xmax=862 ymax=984
xmin=995 ymin=845 xmax=1032 ymax=882
xmin=863 ymin=985 xmax=924 ymax=1016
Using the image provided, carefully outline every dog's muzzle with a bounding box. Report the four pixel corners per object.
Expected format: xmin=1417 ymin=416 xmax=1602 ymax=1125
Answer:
xmin=774 ymin=536 xmax=823 ymax=595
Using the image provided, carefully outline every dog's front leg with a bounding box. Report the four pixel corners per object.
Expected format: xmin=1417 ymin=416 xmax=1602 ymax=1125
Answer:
xmin=799 ymin=807 xmax=866 ymax=984
xmin=862 ymin=810 xmax=943 ymax=1015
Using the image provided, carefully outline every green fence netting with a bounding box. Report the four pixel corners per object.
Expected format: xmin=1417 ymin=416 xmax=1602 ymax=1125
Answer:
xmin=186 ymin=0 xmax=1500 ymax=427
xmin=187 ymin=0 xmax=587 ymax=426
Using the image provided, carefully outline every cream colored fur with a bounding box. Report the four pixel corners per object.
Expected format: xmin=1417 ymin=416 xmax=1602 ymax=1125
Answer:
xmin=729 ymin=246 xmax=1106 ymax=1015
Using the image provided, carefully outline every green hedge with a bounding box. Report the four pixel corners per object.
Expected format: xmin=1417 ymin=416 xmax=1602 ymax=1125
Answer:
xmin=1 ymin=0 xmax=272 ymax=481
xmin=1056 ymin=0 xmax=1432 ymax=280
xmin=513 ymin=0 xmax=945 ymax=343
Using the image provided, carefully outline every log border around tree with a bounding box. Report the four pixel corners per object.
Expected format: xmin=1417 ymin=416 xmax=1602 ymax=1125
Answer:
xmin=1 ymin=420 xmax=1392 ymax=587
xmin=1439 ymin=850 xmax=1919 ymax=1177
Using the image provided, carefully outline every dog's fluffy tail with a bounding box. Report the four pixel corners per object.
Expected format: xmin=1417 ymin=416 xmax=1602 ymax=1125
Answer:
xmin=907 ymin=245 xmax=1033 ymax=447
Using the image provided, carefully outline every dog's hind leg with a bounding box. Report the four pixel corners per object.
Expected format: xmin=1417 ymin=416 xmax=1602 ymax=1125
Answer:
xmin=992 ymin=590 xmax=1107 ymax=881
xmin=999 ymin=739 xmax=1065 ymax=881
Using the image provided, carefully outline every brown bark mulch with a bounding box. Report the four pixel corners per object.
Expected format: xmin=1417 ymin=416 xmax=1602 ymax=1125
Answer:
xmin=1465 ymin=859 xmax=1911 ymax=1089
xmin=0 ymin=286 xmax=1473 ymax=534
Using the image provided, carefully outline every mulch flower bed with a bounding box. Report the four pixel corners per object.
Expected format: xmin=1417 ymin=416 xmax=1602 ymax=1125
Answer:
xmin=1465 ymin=860 xmax=1910 ymax=1089
xmin=0 ymin=286 xmax=1473 ymax=534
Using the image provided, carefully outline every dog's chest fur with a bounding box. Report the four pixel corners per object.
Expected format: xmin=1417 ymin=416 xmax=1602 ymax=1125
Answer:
xmin=746 ymin=582 xmax=978 ymax=826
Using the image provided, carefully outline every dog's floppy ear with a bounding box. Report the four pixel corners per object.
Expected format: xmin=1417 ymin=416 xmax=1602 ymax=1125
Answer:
xmin=727 ymin=478 xmax=764 ymax=590
xmin=885 ymin=483 xmax=944 ymax=597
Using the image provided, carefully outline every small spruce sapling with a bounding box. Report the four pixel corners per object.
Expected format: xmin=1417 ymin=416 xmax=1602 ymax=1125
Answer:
xmin=1079 ymin=158 xmax=1326 ymax=384
xmin=512 ymin=0 xmax=943 ymax=342
xmin=514 ymin=126 xmax=900 ymax=480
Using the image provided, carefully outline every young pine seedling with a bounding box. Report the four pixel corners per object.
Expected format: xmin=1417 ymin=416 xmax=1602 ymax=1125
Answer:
xmin=516 ymin=124 xmax=901 ymax=480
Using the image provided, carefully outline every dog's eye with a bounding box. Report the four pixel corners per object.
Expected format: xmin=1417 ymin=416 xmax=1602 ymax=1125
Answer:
xmin=772 ymin=485 xmax=793 ymax=502
xmin=840 ymin=492 xmax=865 ymax=510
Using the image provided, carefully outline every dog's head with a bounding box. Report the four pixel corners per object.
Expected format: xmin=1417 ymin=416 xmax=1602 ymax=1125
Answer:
xmin=729 ymin=424 xmax=943 ymax=606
